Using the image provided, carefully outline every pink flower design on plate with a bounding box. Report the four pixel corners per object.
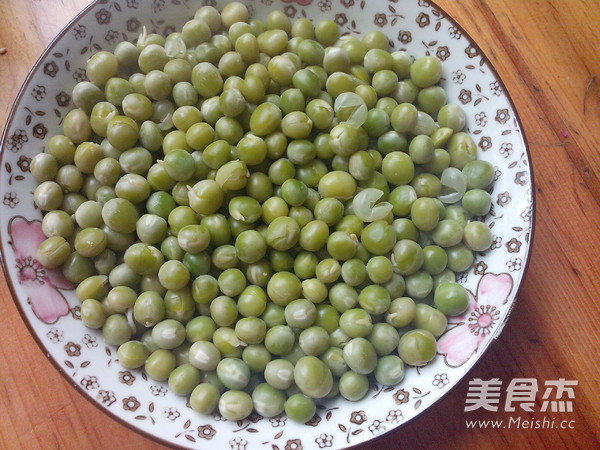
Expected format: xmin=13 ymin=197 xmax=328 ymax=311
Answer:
xmin=437 ymin=273 xmax=513 ymax=367
xmin=8 ymin=217 xmax=74 ymax=324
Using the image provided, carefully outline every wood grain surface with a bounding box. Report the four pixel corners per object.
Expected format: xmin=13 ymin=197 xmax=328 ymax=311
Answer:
xmin=0 ymin=0 xmax=599 ymax=448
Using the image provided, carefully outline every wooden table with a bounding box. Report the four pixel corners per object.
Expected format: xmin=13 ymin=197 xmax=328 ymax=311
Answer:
xmin=1 ymin=0 xmax=599 ymax=448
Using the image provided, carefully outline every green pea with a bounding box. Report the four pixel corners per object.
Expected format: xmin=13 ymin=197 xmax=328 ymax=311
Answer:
xmin=446 ymin=244 xmax=474 ymax=272
xmin=164 ymin=288 xmax=196 ymax=324
xmin=397 ymin=329 xmax=437 ymax=366
xmin=434 ymin=282 xmax=469 ymax=316
xmin=284 ymin=299 xmax=317 ymax=329
xmin=382 ymin=151 xmax=414 ymax=185
xmin=209 ymin=295 xmax=238 ymax=327
xmin=412 ymin=303 xmax=448 ymax=338
xmin=134 ymin=291 xmax=165 ymax=327
xmin=190 ymin=383 xmax=220 ymax=415
xmin=393 ymin=240 xmax=424 ymax=275
xmin=410 ymin=56 xmax=442 ymax=88
xmin=266 ymin=217 xmax=300 ymax=251
xmin=375 ymin=355 xmax=405 ymax=386
xmin=342 ymin=337 xmax=377 ymax=375
xmin=168 ymin=363 xmax=202 ymax=396
xmin=339 ymin=370 xmax=369 ymax=401
xmin=285 ymin=393 xmax=316 ymax=423
xmin=294 ymin=356 xmax=333 ymax=399
xmin=265 ymin=325 xmax=295 ymax=355
xmin=405 ymin=271 xmax=434 ymax=299
xmin=361 ymin=220 xmax=396 ymax=255
xmin=37 ymin=236 xmax=71 ymax=269
xmin=315 ymin=258 xmax=341 ymax=284
xmin=369 ymin=322 xmax=400 ymax=356
xmin=81 ymin=299 xmax=106 ymax=329
xmin=242 ymin=345 xmax=272 ymax=373
xmin=252 ymin=383 xmax=285 ymax=418
xmin=235 ymin=317 xmax=267 ymax=345
xmin=102 ymin=314 xmax=132 ymax=346
xmin=117 ymin=341 xmax=150 ymax=369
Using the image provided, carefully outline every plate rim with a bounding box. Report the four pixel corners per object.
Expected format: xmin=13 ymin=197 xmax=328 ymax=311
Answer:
xmin=0 ymin=0 xmax=536 ymax=447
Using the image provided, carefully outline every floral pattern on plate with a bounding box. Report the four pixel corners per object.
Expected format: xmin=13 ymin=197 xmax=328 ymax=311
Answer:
xmin=0 ymin=0 xmax=533 ymax=447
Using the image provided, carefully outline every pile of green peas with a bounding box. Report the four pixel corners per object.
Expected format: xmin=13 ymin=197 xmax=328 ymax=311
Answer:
xmin=31 ymin=2 xmax=496 ymax=423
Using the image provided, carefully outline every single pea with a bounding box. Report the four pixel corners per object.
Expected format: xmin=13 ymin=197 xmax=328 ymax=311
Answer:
xmin=266 ymin=216 xmax=300 ymax=251
xmin=293 ymin=252 xmax=319 ymax=280
xmin=462 ymin=160 xmax=495 ymax=190
xmin=34 ymin=181 xmax=63 ymax=212
xmin=317 ymin=347 xmax=345 ymax=378
xmin=285 ymin=393 xmax=316 ymax=423
xmin=216 ymin=358 xmax=251 ymax=391
xmin=245 ymin=260 xmax=273 ymax=288
xmin=369 ymin=322 xmax=401 ymax=356
xmin=117 ymin=341 xmax=150 ymax=369
xmin=339 ymin=308 xmax=373 ymax=338
xmin=102 ymin=198 xmax=139 ymax=233
xmin=107 ymin=262 xmax=140 ymax=288
xmin=422 ymin=245 xmax=449 ymax=274
xmin=42 ymin=210 xmax=74 ymax=239
xmin=375 ymin=355 xmax=406 ymax=386
xmin=462 ymin=189 xmax=492 ymax=217
xmin=284 ymin=299 xmax=317 ymax=329
xmin=358 ymin=285 xmax=391 ymax=315
xmin=81 ymin=298 xmax=106 ymax=329
xmin=327 ymin=231 xmax=358 ymax=261
xmin=411 ymin=197 xmax=440 ymax=232
xmin=393 ymin=239 xmax=424 ymax=275
xmin=102 ymin=314 xmax=132 ymax=346
xmin=133 ymin=291 xmax=165 ymax=327
xmin=294 ymin=355 xmax=333 ymax=399
xmin=74 ymin=227 xmax=107 ymax=258
xmin=212 ymin=327 xmax=243 ymax=358
xmin=410 ymin=56 xmax=442 ymax=88
xmin=242 ymin=345 xmax=272 ymax=373
xmin=343 ymin=337 xmax=377 ymax=375
xmin=168 ymin=363 xmax=202 ymax=396
xmin=189 ymin=382 xmax=220 ymax=415
xmin=281 ymin=179 xmax=308 ymax=207
xmin=252 ymin=383 xmax=286 ymax=418
xmin=296 ymin=327 xmax=329 ymax=357
xmin=431 ymin=219 xmax=464 ymax=248
xmin=463 ymin=221 xmax=494 ymax=251
xmin=36 ymin=236 xmax=71 ymax=269
xmin=397 ymin=329 xmax=437 ymax=366
xmin=446 ymin=244 xmax=474 ymax=272
xmin=315 ymin=258 xmax=341 ymax=284
xmin=188 ymin=180 xmax=224 ymax=215
xmin=434 ymin=282 xmax=469 ymax=316
xmin=314 ymin=198 xmax=345 ymax=226
xmin=318 ymin=171 xmax=357 ymax=201
xmin=361 ymin=220 xmax=396 ymax=255
xmin=340 ymin=259 xmax=367 ymax=287
xmin=265 ymin=325 xmax=295 ymax=355
xmin=235 ymin=317 xmax=267 ymax=345
xmin=447 ymin=132 xmax=477 ymax=169
xmin=382 ymin=151 xmax=414 ymax=185
xmin=300 ymin=280 xmax=328 ymax=306
xmin=30 ymin=153 xmax=59 ymax=183
xmin=366 ymin=256 xmax=394 ymax=284
xmin=264 ymin=359 xmax=295 ymax=390
xmin=339 ymin=370 xmax=369 ymax=401
xmin=412 ymin=303 xmax=448 ymax=338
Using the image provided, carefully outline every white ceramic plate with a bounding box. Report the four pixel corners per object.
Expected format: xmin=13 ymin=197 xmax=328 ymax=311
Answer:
xmin=0 ymin=0 xmax=534 ymax=448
